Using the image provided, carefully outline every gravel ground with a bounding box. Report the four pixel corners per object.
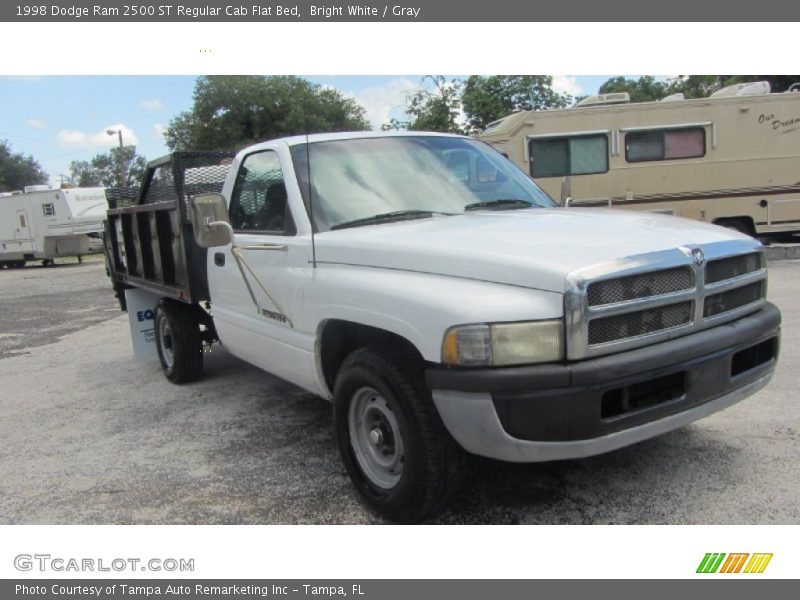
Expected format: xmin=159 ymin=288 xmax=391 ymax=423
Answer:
xmin=0 ymin=259 xmax=798 ymax=524
xmin=0 ymin=256 xmax=119 ymax=359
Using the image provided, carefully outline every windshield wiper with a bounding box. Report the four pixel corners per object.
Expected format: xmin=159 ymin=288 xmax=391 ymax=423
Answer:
xmin=331 ymin=210 xmax=453 ymax=231
xmin=464 ymin=199 xmax=534 ymax=211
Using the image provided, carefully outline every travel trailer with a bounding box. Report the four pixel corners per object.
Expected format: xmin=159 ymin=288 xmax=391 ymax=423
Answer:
xmin=479 ymin=82 xmax=800 ymax=236
xmin=0 ymin=186 xmax=108 ymax=267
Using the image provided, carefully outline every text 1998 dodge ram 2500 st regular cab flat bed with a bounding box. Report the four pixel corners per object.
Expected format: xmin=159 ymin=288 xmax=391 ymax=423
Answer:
xmin=105 ymin=132 xmax=780 ymax=521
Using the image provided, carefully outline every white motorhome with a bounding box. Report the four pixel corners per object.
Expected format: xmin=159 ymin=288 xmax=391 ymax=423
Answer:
xmin=479 ymin=82 xmax=800 ymax=236
xmin=0 ymin=186 xmax=108 ymax=267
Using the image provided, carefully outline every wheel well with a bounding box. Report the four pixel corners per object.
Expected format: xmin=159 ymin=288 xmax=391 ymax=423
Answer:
xmin=319 ymin=320 xmax=424 ymax=391
xmin=713 ymin=216 xmax=756 ymax=235
xmin=158 ymin=298 xmax=218 ymax=344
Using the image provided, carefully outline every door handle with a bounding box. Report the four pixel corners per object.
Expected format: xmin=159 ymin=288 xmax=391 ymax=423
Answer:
xmin=214 ymin=252 xmax=225 ymax=266
xmin=238 ymin=244 xmax=287 ymax=251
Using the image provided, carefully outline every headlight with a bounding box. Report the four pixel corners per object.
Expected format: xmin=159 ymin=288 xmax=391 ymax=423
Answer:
xmin=442 ymin=320 xmax=564 ymax=367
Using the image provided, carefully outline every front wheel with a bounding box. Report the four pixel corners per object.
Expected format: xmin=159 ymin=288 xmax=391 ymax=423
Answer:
xmin=334 ymin=347 xmax=463 ymax=522
xmin=154 ymin=300 xmax=204 ymax=384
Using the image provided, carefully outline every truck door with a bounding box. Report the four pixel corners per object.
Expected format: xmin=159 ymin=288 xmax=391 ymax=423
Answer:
xmin=209 ymin=148 xmax=317 ymax=390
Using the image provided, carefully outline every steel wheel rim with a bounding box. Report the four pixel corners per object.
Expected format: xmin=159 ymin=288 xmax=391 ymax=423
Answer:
xmin=158 ymin=317 xmax=175 ymax=369
xmin=348 ymin=386 xmax=404 ymax=489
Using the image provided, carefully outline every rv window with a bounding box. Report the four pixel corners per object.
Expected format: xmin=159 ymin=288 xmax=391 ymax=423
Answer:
xmin=626 ymin=127 xmax=705 ymax=162
xmin=530 ymin=135 xmax=608 ymax=178
xmin=42 ymin=203 xmax=55 ymax=216
xmin=229 ymin=150 xmax=295 ymax=235
xmin=19 ymin=214 xmax=26 ymax=228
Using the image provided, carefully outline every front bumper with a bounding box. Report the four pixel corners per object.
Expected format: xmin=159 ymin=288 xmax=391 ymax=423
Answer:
xmin=427 ymin=303 xmax=780 ymax=462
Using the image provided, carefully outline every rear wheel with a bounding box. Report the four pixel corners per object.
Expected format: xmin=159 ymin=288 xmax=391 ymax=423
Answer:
xmin=333 ymin=347 xmax=463 ymax=522
xmin=154 ymin=300 xmax=204 ymax=384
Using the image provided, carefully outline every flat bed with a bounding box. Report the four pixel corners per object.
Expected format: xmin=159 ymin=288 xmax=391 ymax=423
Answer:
xmin=104 ymin=152 xmax=234 ymax=308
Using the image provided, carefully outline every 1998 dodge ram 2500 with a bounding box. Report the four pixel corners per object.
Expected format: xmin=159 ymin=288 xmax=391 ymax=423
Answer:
xmin=105 ymin=132 xmax=780 ymax=521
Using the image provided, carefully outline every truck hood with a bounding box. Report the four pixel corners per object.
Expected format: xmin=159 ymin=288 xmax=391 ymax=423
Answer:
xmin=313 ymin=208 xmax=755 ymax=293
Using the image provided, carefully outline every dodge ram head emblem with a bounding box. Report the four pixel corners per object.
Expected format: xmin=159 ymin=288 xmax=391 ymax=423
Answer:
xmin=691 ymin=248 xmax=705 ymax=265
xmin=681 ymin=245 xmax=705 ymax=266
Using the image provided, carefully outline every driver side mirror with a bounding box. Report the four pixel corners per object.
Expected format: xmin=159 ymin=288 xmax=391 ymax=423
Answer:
xmin=190 ymin=192 xmax=233 ymax=248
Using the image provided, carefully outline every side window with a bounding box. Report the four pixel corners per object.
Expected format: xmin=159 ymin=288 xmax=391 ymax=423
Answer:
xmin=476 ymin=156 xmax=507 ymax=183
xmin=626 ymin=127 xmax=705 ymax=162
xmin=443 ymin=149 xmax=470 ymax=183
xmin=229 ymin=150 xmax=295 ymax=234
xmin=19 ymin=214 xmax=26 ymax=228
xmin=42 ymin=203 xmax=55 ymax=216
xmin=530 ymin=134 xmax=608 ymax=177
xmin=442 ymin=150 xmax=509 ymax=186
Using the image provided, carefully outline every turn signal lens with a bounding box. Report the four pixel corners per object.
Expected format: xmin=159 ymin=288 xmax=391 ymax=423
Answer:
xmin=442 ymin=325 xmax=491 ymax=366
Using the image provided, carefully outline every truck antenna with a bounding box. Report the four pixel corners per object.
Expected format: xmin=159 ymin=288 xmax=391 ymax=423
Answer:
xmin=306 ymin=133 xmax=317 ymax=268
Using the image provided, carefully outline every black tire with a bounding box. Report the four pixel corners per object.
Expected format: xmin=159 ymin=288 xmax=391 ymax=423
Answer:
xmin=154 ymin=300 xmax=204 ymax=384
xmin=333 ymin=347 xmax=464 ymax=522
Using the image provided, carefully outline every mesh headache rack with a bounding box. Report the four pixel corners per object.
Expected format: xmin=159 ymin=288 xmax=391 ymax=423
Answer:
xmin=104 ymin=152 xmax=236 ymax=307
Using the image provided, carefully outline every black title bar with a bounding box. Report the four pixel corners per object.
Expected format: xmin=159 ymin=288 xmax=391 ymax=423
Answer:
xmin=4 ymin=580 xmax=799 ymax=600
xmin=3 ymin=0 xmax=800 ymax=21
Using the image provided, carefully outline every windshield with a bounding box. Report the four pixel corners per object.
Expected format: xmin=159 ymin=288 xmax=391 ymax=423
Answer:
xmin=291 ymin=136 xmax=555 ymax=231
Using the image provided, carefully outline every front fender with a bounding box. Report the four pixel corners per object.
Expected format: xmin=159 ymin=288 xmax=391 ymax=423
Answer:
xmin=305 ymin=265 xmax=564 ymax=362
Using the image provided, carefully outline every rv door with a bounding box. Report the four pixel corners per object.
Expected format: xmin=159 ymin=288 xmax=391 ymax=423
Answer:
xmin=15 ymin=210 xmax=32 ymax=241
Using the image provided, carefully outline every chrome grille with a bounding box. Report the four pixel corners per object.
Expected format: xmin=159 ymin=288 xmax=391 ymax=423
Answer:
xmin=705 ymin=253 xmax=762 ymax=284
xmin=588 ymin=302 xmax=693 ymax=345
xmin=703 ymin=281 xmax=764 ymax=318
xmin=588 ymin=267 xmax=693 ymax=306
xmin=566 ymin=241 xmax=769 ymax=359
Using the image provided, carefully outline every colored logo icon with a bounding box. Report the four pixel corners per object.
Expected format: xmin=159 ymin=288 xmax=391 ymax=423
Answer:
xmin=697 ymin=553 xmax=773 ymax=574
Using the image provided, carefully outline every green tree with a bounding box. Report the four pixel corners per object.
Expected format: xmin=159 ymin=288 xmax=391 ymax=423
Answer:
xmin=599 ymin=75 xmax=800 ymax=102
xmin=69 ymin=146 xmax=147 ymax=188
xmin=598 ymin=76 xmax=672 ymax=102
xmin=164 ymin=76 xmax=371 ymax=151
xmin=393 ymin=76 xmax=465 ymax=134
xmin=380 ymin=118 xmax=408 ymax=132
xmin=670 ymin=75 xmax=800 ymax=98
xmin=0 ymin=139 xmax=48 ymax=192
xmin=666 ymin=76 xmax=727 ymax=99
xmin=461 ymin=75 xmax=572 ymax=132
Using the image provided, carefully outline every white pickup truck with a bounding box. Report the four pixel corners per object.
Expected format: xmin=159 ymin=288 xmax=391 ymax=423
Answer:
xmin=105 ymin=132 xmax=781 ymax=521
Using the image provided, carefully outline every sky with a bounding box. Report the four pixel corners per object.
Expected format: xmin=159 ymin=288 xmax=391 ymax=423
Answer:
xmin=0 ymin=75 xmax=613 ymax=186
